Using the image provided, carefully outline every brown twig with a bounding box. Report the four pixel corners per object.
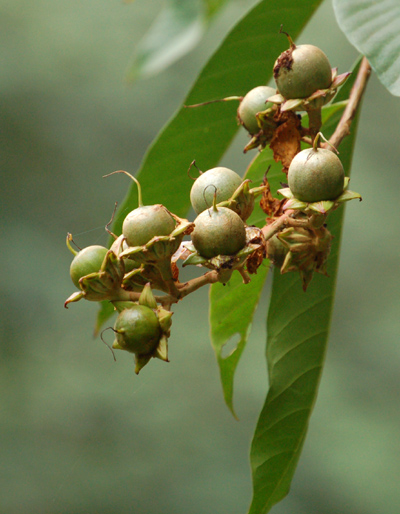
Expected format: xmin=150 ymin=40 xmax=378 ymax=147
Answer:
xmin=111 ymin=270 xmax=220 ymax=306
xmin=261 ymin=212 xmax=309 ymax=241
xmin=328 ymin=57 xmax=372 ymax=149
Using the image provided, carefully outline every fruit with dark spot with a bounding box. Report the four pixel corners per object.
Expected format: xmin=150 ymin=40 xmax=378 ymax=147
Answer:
xmin=274 ymin=44 xmax=332 ymax=99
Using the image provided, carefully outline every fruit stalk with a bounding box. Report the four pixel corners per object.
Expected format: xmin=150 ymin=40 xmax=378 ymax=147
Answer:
xmin=261 ymin=212 xmax=309 ymax=242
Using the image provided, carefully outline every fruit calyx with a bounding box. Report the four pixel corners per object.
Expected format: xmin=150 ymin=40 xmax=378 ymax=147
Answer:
xmin=183 ymin=208 xmax=266 ymax=283
xmin=277 ymin=225 xmax=333 ymax=291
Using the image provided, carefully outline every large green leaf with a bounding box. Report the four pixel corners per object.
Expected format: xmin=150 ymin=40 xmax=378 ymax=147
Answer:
xmin=248 ymin=60 xmax=362 ymax=514
xmin=333 ymin=0 xmax=400 ymax=96
xmin=126 ymin=0 xmax=206 ymax=82
xmin=209 ymin=265 xmax=269 ymax=418
xmin=208 ymin=99 xmax=346 ymax=416
xmin=203 ymin=0 xmax=230 ymax=18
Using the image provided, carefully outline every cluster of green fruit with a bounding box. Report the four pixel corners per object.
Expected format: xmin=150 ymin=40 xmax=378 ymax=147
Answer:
xmin=65 ymin=34 xmax=361 ymax=372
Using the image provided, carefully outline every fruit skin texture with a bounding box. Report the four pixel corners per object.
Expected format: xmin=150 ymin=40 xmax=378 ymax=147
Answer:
xmin=70 ymin=245 xmax=108 ymax=288
xmin=288 ymin=147 xmax=345 ymax=203
xmin=237 ymin=86 xmax=276 ymax=135
xmin=274 ymin=44 xmax=332 ymax=99
xmin=122 ymin=204 xmax=176 ymax=247
xmin=191 ymin=206 xmax=246 ymax=259
xmin=190 ymin=167 xmax=242 ymax=215
xmin=114 ymin=305 xmax=161 ymax=355
xmin=266 ymin=234 xmax=288 ymax=267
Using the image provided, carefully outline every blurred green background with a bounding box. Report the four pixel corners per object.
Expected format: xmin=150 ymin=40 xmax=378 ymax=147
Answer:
xmin=1 ymin=0 xmax=400 ymax=513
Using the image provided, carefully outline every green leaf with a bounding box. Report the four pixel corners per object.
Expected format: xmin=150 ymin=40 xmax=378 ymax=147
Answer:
xmin=94 ymin=300 xmax=115 ymax=337
xmin=203 ymin=0 xmax=229 ymax=18
xmin=207 ymin=97 xmax=347 ymax=416
xmin=248 ymin=59 xmax=362 ymax=514
xmin=207 ymin=84 xmax=348 ymax=421
xmin=209 ymin=266 xmax=269 ymax=417
xmin=126 ymin=0 xmax=206 ymax=82
xmin=333 ymin=0 xmax=400 ymax=96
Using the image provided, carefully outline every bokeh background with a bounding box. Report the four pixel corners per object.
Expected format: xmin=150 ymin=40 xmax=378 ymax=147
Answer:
xmin=2 ymin=0 xmax=400 ymax=513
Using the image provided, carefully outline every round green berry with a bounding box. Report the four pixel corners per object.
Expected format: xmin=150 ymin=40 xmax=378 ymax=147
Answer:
xmin=114 ymin=305 xmax=161 ymax=355
xmin=190 ymin=167 xmax=242 ymax=215
xmin=288 ymin=147 xmax=345 ymax=202
xmin=191 ymin=206 xmax=246 ymax=259
xmin=122 ymin=204 xmax=176 ymax=247
xmin=238 ymin=86 xmax=276 ymax=135
xmin=274 ymin=44 xmax=332 ymax=99
xmin=69 ymin=245 xmax=108 ymax=289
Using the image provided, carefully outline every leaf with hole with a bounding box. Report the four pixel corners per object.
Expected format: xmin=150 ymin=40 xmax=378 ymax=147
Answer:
xmin=247 ymin=58 xmax=362 ymax=514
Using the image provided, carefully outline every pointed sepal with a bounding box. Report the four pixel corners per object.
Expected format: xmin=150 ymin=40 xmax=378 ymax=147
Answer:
xmin=277 ymin=187 xmax=293 ymax=199
xmin=138 ymin=282 xmax=158 ymax=309
xmin=134 ymin=354 xmax=152 ymax=374
xmin=335 ymin=190 xmax=362 ymax=203
xmin=64 ymin=291 xmax=85 ymax=308
xmin=282 ymin=197 xmax=308 ymax=211
xmin=308 ymin=200 xmax=335 ymax=214
xmin=157 ymin=307 xmax=173 ymax=334
xmin=154 ymin=336 xmax=169 ymax=362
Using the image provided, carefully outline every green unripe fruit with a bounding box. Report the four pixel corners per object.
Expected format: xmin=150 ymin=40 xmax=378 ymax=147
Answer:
xmin=274 ymin=44 xmax=332 ymax=99
xmin=114 ymin=305 xmax=161 ymax=355
xmin=266 ymin=234 xmax=288 ymax=267
xmin=238 ymin=86 xmax=276 ymax=135
xmin=288 ymin=147 xmax=345 ymax=202
xmin=70 ymin=245 xmax=108 ymax=288
xmin=190 ymin=167 xmax=242 ymax=215
xmin=191 ymin=206 xmax=246 ymax=259
xmin=122 ymin=204 xmax=176 ymax=247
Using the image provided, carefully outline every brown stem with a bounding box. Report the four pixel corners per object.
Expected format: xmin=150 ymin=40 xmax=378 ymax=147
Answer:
xmin=110 ymin=271 xmax=220 ymax=306
xmin=176 ymin=270 xmax=219 ymax=297
xmin=328 ymin=57 xmax=372 ymax=149
xmin=262 ymin=212 xmax=309 ymax=240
